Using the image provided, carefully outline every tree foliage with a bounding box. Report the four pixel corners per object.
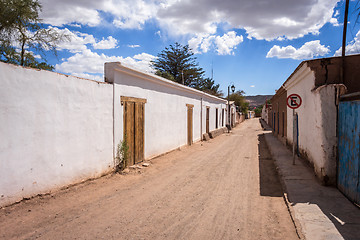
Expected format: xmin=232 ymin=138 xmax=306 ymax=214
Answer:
xmin=194 ymin=77 xmax=223 ymax=97
xmin=229 ymin=90 xmax=249 ymax=115
xmin=0 ymin=0 xmax=68 ymax=70
xmin=151 ymin=42 xmax=222 ymax=96
xmin=254 ymin=105 xmax=263 ymax=117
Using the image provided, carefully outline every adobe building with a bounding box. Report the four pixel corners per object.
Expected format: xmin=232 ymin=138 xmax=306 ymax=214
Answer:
xmin=0 ymin=61 xmax=227 ymax=207
xmin=268 ymin=54 xmax=360 ymax=186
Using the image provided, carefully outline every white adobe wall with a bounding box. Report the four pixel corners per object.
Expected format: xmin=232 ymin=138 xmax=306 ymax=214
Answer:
xmin=0 ymin=62 xmax=114 ymax=207
xmin=285 ymin=63 xmax=337 ymax=183
xmin=106 ymin=63 xmax=227 ymax=159
xmin=261 ymin=107 xmax=268 ymax=123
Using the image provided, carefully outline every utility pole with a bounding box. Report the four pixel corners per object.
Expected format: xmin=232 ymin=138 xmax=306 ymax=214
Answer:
xmin=341 ymin=0 xmax=350 ymax=84
xmin=342 ymin=0 xmax=350 ymax=58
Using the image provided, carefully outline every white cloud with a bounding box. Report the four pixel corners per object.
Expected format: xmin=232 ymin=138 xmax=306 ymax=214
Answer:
xmin=250 ymin=85 xmax=255 ymax=88
xmin=55 ymin=49 xmax=156 ymax=80
xmin=215 ymin=31 xmax=243 ymax=55
xmin=93 ymin=36 xmax=118 ymax=49
xmin=266 ymin=40 xmax=330 ymax=60
xmin=335 ymin=30 xmax=360 ymax=56
xmin=188 ymin=31 xmax=243 ymax=55
xmin=51 ymin=27 xmax=119 ymax=52
xmin=52 ymin=27 xmax=96 ymax=53
xmin=128 ymin=44 xmax=141 ymax=48
xmin=39 ymin=0 xmax=339 ymax=41
xmin=157 ymin=0 xmax=339 ymax=40
xmin=40 ymin=0 xmax=158 ymax=30
xmin=40 ymin=2 xmax=101 ymax=27
xmin=330 ymin=18 xmax=340 ymax=27
xmin=109 ymin=0 xmax=158 ymax=29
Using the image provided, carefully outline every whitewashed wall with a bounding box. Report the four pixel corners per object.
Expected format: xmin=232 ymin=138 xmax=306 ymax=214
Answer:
xmin=105 ymin=63 xmax=227 ymax=159
xmin=0 ymin=62 xmax=114 ymax=207
xmin=284 ymin=63 xmax=337 ymax=183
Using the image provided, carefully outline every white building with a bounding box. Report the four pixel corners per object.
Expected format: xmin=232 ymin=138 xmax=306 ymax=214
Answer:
xmin=0 ymin=61 xmax=227 ymax=207
xmin=105 ymin=62 xmax=227 ymax=164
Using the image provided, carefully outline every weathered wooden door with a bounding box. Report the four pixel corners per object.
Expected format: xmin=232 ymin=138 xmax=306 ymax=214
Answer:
xmin=206 ymin=107 xmax=210 ymax=133
xmin=222 ymin=109 xmax=224 ymax=127
xmin=338 ymin=100 xmax=360 ymax=205
xmin=122 ymin=96 xmax=146 ymax=166
xmin=215 ymin=108 xmax=218 ymax=129
xmin=187 ymin=104 xmax=193 ymax=145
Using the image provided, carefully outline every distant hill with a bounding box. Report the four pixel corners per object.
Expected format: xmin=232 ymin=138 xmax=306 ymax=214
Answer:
xmin=245 ymin=95 xmax=273 ymax=108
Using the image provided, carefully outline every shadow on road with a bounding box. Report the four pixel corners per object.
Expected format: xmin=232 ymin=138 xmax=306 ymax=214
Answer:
xmin=258 ymin=133 xmax=284 ymax=197
xmin=260 ymin=127 xmax=360 ymax=240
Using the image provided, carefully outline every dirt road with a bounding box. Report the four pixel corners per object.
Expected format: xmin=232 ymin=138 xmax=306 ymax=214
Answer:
xmin=0 ymin=118 xmax=298 ymax=240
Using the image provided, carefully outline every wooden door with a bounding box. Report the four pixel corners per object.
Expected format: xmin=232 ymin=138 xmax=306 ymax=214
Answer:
xmin=215 ymin=108 xmax=218 ymax=129
xmin=135 ymin=102 xmax=144 ymax=163
xmin=222 ymin=109 xmax=224 ymax=127
xmin=122 ymin=96 xmax=146 ymax=166
xmin=124 ymin=101 xmax=135 ymax=166
xmin=206 ymin=107 xmax=210 ymax=133
xmin=187 ymin=104 xmax=193 ymax=145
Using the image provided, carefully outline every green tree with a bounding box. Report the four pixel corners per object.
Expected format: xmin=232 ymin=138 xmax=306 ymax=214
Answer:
xmin=151 ymin=42 xmax=222 ymax=96
xmin=0 ymin=0 xmax=68 ymax=70
xmin=229 ymin=90 xmax=249 ymax=115
xmin=151 ymin=42 xmax=204 ymax=86
xmin=194 ymin=77 xmax=223 ymax=97
xmin=254 ymin=105 xmax=263 ymax=117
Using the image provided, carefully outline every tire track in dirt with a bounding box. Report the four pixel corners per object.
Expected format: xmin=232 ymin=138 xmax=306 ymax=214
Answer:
xmin=0 ymin=119 xmax=298 ymax=240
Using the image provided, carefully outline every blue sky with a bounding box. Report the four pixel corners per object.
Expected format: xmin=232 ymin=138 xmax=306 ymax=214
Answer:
xmin=37 ymin=0 xmax=360 ymax=96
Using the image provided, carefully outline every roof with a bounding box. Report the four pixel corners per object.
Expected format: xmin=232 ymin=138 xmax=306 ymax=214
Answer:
xmin=105 ymin=62 xmax=227 ymax=103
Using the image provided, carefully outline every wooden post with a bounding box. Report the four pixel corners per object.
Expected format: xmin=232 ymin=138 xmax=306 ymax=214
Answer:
xmin=293 ymin=108 xmax=296 ymax=165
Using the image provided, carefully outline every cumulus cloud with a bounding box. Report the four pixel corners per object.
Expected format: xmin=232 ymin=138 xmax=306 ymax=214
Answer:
xmin=93 ymin=36 xmax=118 ymax=49
xmin=334 ymin=30 xmax=360 ymax=56
xmin=157 ymin=0 xmax=339 ymax=40
xmin=266 ymin=40 xmax=330 ymax=60
xmin=330 ymin=18 xmax=341 ymax=27
xmin=40 ymin=1 xmax=101 ymax=27
xmin=215 ymin=31 xmax=243 ymax=55
xmin=188 ymin=34 xmax=215 ymax=54
xmin=39 ymin=0 xmax=339 ymax=41
xmin=188 ymin=31 xmax=243 ymax=55
xmin=52 ymin=27 xmax=96 ymax=53
xmin=108 ymin=0 xmax=159 ymax=29
xmin=51 ymin=27 xmax=118 ymax=52
xmin=40 ymin=0 xmax=158 ymax=29
xmin=55 ymin=49 xmax=156 ymax=81
xmin=128 ymin=44 xmax=141 ymax=48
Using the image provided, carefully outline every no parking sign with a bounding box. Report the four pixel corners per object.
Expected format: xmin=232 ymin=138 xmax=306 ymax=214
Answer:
xmin=287 ymin=94 xmax=302 ymax=109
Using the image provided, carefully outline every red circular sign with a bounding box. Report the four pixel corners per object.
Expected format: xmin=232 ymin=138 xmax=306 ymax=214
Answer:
xmin=287 ymin=94 xmax=302 ymax=109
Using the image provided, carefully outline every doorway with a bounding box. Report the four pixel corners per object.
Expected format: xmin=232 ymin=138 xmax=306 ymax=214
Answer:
xmin=122 ymin=96 xmax=146 ymax=166
xmin=215 ymin=108 xmax=218 ymax=129
xmin=206 ymin=107 xmax=210 ymax=133
xmin=187 ymin=104 xmax=194 ymax=145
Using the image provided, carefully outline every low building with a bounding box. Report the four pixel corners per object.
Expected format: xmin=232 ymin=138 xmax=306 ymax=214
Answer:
xmin=268 ymin=54 xmax=360 ymax=185
xmin=104 ymin=62 xmax=227 ymax=162
xmin=0 ymin=61 xmax=227 ymax=207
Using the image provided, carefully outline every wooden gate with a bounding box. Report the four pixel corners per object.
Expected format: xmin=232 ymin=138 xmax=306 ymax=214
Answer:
xmin=206 ymin=107 xmax=210 ymax=133
xmin=187 ymin=104 xmax=193 ymax=145
xmin=122 ymin=96 xmax=146 ymax=166
xmin=215 ymin=108 xmax=218 ymax=129
xmin=338 ymin=100 xmax=360 ymax=205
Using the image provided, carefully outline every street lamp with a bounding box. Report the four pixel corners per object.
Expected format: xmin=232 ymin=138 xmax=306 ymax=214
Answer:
xmin=227 ymin=84 xmax=235 ymax=132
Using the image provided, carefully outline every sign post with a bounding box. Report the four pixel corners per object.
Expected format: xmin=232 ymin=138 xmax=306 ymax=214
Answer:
xmin=287 ymin=94 xmax=302 ymax=165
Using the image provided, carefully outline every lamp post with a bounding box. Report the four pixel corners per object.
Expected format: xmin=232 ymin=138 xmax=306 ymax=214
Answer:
xmin=227 ymin=84 xmax=235 ymax=132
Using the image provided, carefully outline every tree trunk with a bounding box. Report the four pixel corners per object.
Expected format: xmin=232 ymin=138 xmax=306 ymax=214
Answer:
xmin=20 ymin=39 xmax=25 ymax=66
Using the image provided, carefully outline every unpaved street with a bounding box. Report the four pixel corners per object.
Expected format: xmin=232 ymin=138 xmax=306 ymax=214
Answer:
xmin=0 ymin=118 xmax=298 ymax=240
